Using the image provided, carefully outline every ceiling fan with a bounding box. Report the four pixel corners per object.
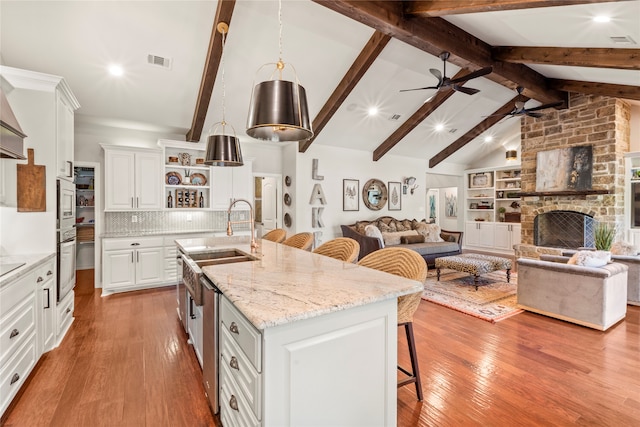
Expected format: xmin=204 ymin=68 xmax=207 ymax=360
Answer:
xmin=492 ymin=86 xmax=565 ymax=118
xmin=400 ymin=51 xmax=493 ymax=95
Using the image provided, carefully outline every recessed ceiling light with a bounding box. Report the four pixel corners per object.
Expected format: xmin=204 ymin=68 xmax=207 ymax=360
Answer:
xmin=435 ymin=123 xmax=444 ymax=132
xmin=484 ymin=136 xmax=493 ymax=142
xmin=593 ymin=15 xmax=610 ymax=23
xmin=108 ymin=64 xmax=124 ymax=77
xmin=368 ymin=106 xmax=379 ymax=116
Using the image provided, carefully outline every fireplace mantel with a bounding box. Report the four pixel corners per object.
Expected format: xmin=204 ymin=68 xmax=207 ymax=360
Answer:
xmin=519 ymin=189 xmax=612 ymax=197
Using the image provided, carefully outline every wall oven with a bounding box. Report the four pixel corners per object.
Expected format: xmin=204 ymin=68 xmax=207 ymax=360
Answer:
xmin=57 ymin=179 xmax=76 ymax=302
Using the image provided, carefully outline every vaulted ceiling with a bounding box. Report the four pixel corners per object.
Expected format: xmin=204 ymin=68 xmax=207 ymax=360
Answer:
xmin=1 ymin=0 xmax=638 ymax=170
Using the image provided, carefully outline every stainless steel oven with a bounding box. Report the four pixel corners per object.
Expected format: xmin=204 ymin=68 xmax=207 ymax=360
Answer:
xmin=57 ymin=178 xmax=76 ymax=302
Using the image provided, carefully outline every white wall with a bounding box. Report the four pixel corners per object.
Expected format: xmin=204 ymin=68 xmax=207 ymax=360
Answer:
xmin=293 ymin=143 xmax=431 ymax=245
xmin=630 ymin=104 xmax=640 ymax=151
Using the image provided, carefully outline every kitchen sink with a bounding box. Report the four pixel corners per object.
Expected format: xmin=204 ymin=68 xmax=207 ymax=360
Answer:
xmin=189 ymin=249 xmax=258 ymax=263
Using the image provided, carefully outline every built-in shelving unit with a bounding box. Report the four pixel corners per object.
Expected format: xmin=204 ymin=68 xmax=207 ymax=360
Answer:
xmin=159 ymin=140 xmax=211 ymax=209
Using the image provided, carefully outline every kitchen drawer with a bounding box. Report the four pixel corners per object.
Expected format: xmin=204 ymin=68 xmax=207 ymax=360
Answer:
xmin=35 ymin=261 xmax=55 ymax=285
xmin=103 ymin=236 xmax=164 ymax=251
xmin=220 ymin=325 xmax=262 ymax=419
xmin=220 ymin=360 xmax=260 ymax=427
xmin=0 ymin=331 xmax=37 ymax=416
xmin=57 ymin=290 xmax=74 ymax=336
xmin=0 ymin=294 xmax=35 ymax=366
xmin=220 ymin=297 xmax=262 ymax=372
xmin=0 ymin=272 xmax=35 ymax=316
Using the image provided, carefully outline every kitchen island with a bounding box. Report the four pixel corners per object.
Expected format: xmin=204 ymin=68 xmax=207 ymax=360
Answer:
xmin=176 ymin=237 xmax=423 ymax=427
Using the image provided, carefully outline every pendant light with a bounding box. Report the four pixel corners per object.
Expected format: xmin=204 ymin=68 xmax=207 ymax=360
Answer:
xmin=205 ymin=22 xmax=243 ymax=167
xmin=246 ymin=0 xmax=313 ymax=142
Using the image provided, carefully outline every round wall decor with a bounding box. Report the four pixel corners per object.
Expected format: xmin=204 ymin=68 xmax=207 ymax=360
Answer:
xmin=284 ymin=193 xmax=292 ymax=206
xmin=284 ymin=213 xmax=292 ymax=227
xmin=362 ymin=179 xmax=388 ymax=211
xmin=285 ymin=176 xmax=292 ymax=187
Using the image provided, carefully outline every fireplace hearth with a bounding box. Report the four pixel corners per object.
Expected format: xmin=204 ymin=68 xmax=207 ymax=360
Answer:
xmin=534 ymin=211 xmax=595 ymax=249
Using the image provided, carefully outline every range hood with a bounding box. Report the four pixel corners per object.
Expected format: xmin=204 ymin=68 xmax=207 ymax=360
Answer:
xmin=0 ymin=87 xmax=27 ymax=160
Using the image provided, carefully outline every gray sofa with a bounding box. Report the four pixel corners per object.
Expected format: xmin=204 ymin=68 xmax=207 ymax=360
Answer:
xmin=517 ymin=255 xmax=628 ymax=331
xmin=341 ymin=216 xmax=462 ymax=266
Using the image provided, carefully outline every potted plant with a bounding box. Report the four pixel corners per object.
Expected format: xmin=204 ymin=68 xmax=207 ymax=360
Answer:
xmin=498 ymin=207 xmax=506 ymax=222
xmin=594 ymin=222 xmax=615 ymax=251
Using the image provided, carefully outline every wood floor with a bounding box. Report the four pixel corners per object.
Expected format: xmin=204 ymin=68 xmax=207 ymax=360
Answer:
xmin=3 ymin=269 xmax=640 ymax=426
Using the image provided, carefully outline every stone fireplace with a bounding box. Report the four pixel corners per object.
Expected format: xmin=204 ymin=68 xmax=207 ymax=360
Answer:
xmin=515 ymin=93 xmax=631 ymax=258
xmin=534 ymin=210 xmax=595 ymax=249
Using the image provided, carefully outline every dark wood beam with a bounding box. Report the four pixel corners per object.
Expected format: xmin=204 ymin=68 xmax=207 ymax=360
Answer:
xmin=299 ymin=31 xmax=391 ymax=152
xmin=404 ymin=0 xmax=622 ymax=17
xmin=549 ymin=79 xmax=640 ymax=101
xmin=312 ymin=0 xmax=566 ymax=105
xmin=429 ymin=95 xmax=523 ymax=168
xmin=373 ymin=69 xmax=470 ymax=161
xmin=493 ymin=47 xmax=640 ymax=70
xmin=186 ymin=0 xmax=236 ymax=142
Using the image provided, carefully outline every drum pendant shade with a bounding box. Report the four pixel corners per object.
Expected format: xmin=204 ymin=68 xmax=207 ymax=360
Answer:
xmin=246 ymin=79 xmax=312 ymax=142
xmin=205 ymin=134 xmax=243 ymax=167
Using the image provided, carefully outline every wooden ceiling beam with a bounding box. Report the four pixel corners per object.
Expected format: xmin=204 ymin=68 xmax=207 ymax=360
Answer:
xmin=429 ymin=95 xmax=524 ymax=168
xmin=493 ymin=47 xmax=640 ymax=70
xmin=373 ymin=69 xmax=470 ymax=161
xmin=549 ymin=79 xmax=640 ymax=101
xmin=404 ymin=0 xmax=622 ymax=17
xmin=299 ymin=31 xmax=391 ymax=153
xmin=312 ymin=0 xmax=565 ymax=106
xmin=186 ymin=0 xmax=236 ymax=142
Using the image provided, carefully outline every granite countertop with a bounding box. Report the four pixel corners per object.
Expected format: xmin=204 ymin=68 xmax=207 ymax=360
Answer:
xmin=176 ymin=237 xmax=423 ymax=330
xmin=0 ymin=252 xmax=56 ymax=287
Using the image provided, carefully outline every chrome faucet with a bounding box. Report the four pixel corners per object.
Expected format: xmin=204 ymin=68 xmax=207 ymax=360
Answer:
xmin=227 ymin=198 xmax=259 ymax=252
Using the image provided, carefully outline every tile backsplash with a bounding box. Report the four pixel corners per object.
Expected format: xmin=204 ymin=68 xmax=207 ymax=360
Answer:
xmin=105 ymin=210 xmax=251 ymax=235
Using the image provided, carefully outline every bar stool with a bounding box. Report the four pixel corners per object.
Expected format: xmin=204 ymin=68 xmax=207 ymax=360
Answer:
xmin=282 ymin=232 xmax=314 ymax=251
xmin=262 ymin=228 xmax=287 ymax=243
xmin=313 ymin=237 xmax=360 ymax=263
xmin=357 ymin=247 xmax=427 ymax=401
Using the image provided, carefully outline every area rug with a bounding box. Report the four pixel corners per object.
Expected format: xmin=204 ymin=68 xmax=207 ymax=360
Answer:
xmin=422 ymin=269 xmax=523 ymax=323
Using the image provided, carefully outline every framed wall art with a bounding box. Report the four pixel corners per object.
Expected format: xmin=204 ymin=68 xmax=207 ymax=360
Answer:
xmin=343 ymin=179 xmax=359 ymax=211
xmin=388 ymin=181 xmax=401 ymax=211
xmin=469 ymin=172 xmax=493 ymax=189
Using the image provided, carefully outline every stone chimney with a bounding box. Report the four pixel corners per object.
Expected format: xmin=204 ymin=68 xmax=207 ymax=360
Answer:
xmin=519 ymin=93 xmax=631 ymax=246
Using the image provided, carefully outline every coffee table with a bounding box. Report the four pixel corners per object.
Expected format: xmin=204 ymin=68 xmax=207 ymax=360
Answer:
xmin=434 ymin=253 xmax=512 ymax=290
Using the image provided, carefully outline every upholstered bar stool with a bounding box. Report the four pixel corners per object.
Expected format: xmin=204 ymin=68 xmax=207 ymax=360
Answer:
xmin=282 ymin=232 xmax=314 ymax=251
xmin=313 ymin=237 xmax=360 ymax=263
xmin=262 ymin=228 xmax=287 ymax=243
xmin=357 ymin=247 xmax=427 ymax=401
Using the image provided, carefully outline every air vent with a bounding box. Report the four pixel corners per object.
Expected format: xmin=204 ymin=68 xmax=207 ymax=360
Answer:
xmin=610 ymin=36 xmax=637 ymax=45
xmin=388 ymin=114 xmax=402 ymax=121
xmin=147 ymin=54 xmax=172 ymax=69
xmin=448 ymin=128 xmax=458 ymax=134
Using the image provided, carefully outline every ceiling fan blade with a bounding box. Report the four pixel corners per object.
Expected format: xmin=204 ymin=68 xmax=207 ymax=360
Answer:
xmin=448 ymin=67 xmax=493 ymax=84
xmin=526 ymin=100 xmax=564 ymax=112
xmin=453 ymin=85 xmax=480 ymax=95
xmin=429 ymin=68 xmax=443 ymax=86
xmin=525 ymin=111 xmax=544 ymax=118
xmin=399 ymin=86 xmax=439 ymax=93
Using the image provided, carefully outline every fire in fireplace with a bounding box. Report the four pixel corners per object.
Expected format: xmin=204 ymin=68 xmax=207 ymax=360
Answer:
xmin=534 ymin=211 xmax=595 ymax=249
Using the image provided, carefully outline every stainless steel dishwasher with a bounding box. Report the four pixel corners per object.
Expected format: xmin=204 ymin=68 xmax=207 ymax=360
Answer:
xmin=201 ymin=275 xmax=221 ymax=415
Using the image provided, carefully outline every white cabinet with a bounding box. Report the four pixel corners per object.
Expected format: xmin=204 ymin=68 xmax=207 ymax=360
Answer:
xmin=494 ymin=223 xmax=521 ymax=251
xmin=465 ymin=221 xmax=495 ymax=248
xmin=56 ymin=91 xmax=76 ymax=180
xmin=103 ymin=146 xmax=162 ymax=211
xmin=102 ymin=237 xmax=165 ymax=293
xmin=56 ymin=289 xmax=74 ymax=341
xmin=35 ymin=261 xmax=56 ymax=354
xmin=211 ymin=160 xmax=253 ymax=210
xmin=219 ymin=295 xmax=397 ymax=426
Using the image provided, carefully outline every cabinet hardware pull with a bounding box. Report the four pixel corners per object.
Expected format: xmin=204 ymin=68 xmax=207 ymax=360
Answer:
xmin=66 ymin=308 xmax=71 ymax=314
xmin=131 ymin=243 xmax=141 ymax=246
xmin=229 ymin=356 xmax=239 ymax=370
xmin=131 ymin=197 xmax=134 ymax=208
xmin=10 ymin=373 xmax=20 ymax=385
xmin=137 ymin=252 xmax=139 ymax=263
xmin=45 ymin=288 xmax=51 ymax=309
xmin=189 ymin=297 xmax=196 ymax=319
xmin=9 ymin=329 xmax=19 ymax=339
xmin=229 ymin=395 xmax=239 ymax=411
xmin=37 ymin=276 xmax=43 ymax=283
xmin=131 ymin=252 xmax=134 ymax=263
xmin=136 ymin=197 xmax=139 ymax=208
xmin=47 ymin=270 xmax=53 ymax=276
xmin=229 ymin=322 xmax=239 ymax=334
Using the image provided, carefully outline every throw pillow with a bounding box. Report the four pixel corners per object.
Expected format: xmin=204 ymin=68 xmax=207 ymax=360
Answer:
xmin=355 ymin=221 xmax=368 ymax=235
xmin=395 ymin=220 xmax=407 ymax=232
xmin=381 ymin=230 xmax=419 ymax=246
xmin=568 ymin=250 xmax=610 ymax=267
xmin=414 ymin=223 xmax=444 ymax=243
xmin=377 ymin=221 xmax=392 ymax=233
xmin=611 ymin=241 xmax=638 ymax=256
xmin=364 ymin=224 xmax=385 ymax=248
xmin=400 ymin=234 xmax=425 ymax=244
